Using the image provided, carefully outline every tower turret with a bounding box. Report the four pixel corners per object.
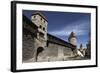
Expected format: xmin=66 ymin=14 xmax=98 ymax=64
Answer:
xmin=68 ymin=32 xmax=77 ymax=46
xmin=31 ymin=12 xmax=48 ymax=41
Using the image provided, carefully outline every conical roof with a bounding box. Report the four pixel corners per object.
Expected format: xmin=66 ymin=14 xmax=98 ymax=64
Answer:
xmin=70 ymin=32 xmax=76 ymax=37
xmin=68 ymin=32 xmax=76 ymax=41
xmin=32 ymin=11 xmax=47 ymax=21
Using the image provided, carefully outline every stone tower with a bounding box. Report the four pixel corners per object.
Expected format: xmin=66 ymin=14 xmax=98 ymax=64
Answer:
xmin=31 ymin=12 xmax=48 ymax=61
xmin=68 ymin=32 xmax=77 ymax=46
xmin=68 ymin=32 xmax=77 ymax=56
xmin=31 ymin=12 xmax=48 ymax=42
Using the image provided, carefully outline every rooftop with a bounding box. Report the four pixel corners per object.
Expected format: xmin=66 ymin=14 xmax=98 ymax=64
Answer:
xmin=32 ymin=12 xmax=48 ymax=22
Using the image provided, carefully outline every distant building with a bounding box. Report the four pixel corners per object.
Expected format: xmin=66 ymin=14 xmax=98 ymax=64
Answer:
xmin=78 ymin=44 xmax=86 ymax=57
xmin=22 ymin=12 xmax=89 ymax=62
xmin=85 ymin=41 xmax=91 ymax=59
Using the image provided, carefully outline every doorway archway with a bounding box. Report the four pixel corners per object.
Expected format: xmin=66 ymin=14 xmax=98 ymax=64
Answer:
xmin=35 ymin=47 xmax=44 ymax=62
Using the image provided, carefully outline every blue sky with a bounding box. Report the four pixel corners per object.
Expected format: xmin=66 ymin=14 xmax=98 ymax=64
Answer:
xmin=23 ymin=10 xmax=91 ymax=48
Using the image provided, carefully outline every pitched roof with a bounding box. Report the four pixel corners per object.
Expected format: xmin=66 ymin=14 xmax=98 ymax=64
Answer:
xmin=70 ymin=32 xmax=76 ymax=37
xmin=32 ymin=12 xmax=48 ymax=22
xmin=68 ymin=32 xmax=77 ymax=41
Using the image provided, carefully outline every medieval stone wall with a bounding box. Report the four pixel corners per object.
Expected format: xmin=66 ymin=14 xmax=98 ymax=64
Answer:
xmin=23 ymin=34 xmax=35 ymax=61
xmin=22 ymin=33 xmax=74 ymax=62
xmin=44 ymin=42 xmax=73 ymax=61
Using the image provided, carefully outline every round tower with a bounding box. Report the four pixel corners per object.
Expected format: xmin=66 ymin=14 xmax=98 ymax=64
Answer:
xmin=68 ymin=32 xmax=77 ymax=46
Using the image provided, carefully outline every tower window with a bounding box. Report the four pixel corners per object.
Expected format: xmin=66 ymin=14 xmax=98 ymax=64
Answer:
xmin=43 ymin=27 xmax=45 ymax=31
xmin=44 ymin=20 xmax=45 ymax=23
xmin=39 ymin=32 xmax=44 ymax=38
xmin=41 ymin=17 xmax=42 ymax=21
xmin=39 ymin=25 xmax=42 ymax=28
xmin=34 ymin=15 xmax=36 ymax=18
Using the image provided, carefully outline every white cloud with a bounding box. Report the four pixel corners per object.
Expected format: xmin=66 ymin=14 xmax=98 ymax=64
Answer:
xmin=48 ymin=20 xmax=90 ymax=36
